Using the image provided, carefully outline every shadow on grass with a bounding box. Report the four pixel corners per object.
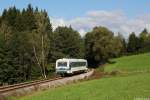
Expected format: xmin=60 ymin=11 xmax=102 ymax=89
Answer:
xmin=108 ymin=60 xmax=116 ymax=64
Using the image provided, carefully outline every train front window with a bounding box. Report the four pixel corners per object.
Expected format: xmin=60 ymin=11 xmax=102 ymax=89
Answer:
xmin=58 ymin=62 xmax=67 ymax=67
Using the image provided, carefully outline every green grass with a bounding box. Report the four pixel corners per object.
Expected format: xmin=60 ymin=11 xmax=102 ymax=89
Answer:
xmin=11 ymin=53 xmax=150 ymax=100
xmin=15 ymin=73 xmax=150 ymax=100
xmin=105 ymin=53 xmax=150 ymax=72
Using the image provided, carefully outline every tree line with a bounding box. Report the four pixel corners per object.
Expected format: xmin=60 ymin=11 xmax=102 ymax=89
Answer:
xmin=0 ymin=4 xmax=150 ymax=85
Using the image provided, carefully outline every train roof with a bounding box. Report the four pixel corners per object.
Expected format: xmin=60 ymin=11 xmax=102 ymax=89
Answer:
xmin=56 ymin=58 xmax=87 ymax=62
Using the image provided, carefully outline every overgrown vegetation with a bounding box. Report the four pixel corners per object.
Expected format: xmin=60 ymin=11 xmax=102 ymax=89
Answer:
xmin=0 ymin=4 xmax=150 ymax=85
xmin=85 ymin=27 xmax=124 ymax=67
xmin=0 ymin=4 xmax=52 ymax=84
xmin=0 ymin=4 xmax=84 ymax=85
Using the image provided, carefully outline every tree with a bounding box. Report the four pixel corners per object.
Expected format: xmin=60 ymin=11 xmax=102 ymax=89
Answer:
xmin=112 ymin=35 xmax=124 ymax=57
xmin=0 ymin=4 xmax=53 ymax=82
xmin=139 ymin=28 xmax=150 ymax=52
xmin=127 ymin=32 xmax=139 ymax=53
xmin=0 ymin=16 xmax=1 ymax=25
xmin=21 ymin=4 xmax=37 ymax=31
xmin=0 ymin=32 xmax=25 ymax=85
xmin=30 ymin=11 xmax=52 ymax=78
xmin=116 ymin=33 xmax=127 ymax=56
xmin=9 ymin=31 xmax=35 ymax=81
xmin=0 ymin=21 xmax=12 ymax=44
xmin=49 ymin=26 xmax=84 ymax=62
xmin=85 ymin=26 xmax=121 ymax=67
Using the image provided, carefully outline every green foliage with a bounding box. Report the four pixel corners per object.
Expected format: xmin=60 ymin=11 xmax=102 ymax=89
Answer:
xmin=127 ymin=29 xmax=150 ymax=54
xmin=127 ymin=32 xmax=140 ymax=53
xmin=116 ymin=33 xmax=127 ymax=55
xmin=49 ymin=26 xmax=84 ymax=62
xmin=139 ymin=28 xmax=150 ymax=53
xmin=0 ymin=32 xmax=24 ymax=85
xmin=85 ymin=26 xmax=123 ymax=66
xmin=0 ymin=4 xmax=52 ymax=84
xmin=0 ymin=4 xmax=150 ymax=84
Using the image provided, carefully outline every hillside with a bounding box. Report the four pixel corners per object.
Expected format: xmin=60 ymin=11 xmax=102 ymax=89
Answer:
xmin=15 ymin=73 xmax=150 ymax=100
xmin=105 ymin=53 xmax=150 ymax=72
xmin=11 ymin=53 xmax=150 ymax=100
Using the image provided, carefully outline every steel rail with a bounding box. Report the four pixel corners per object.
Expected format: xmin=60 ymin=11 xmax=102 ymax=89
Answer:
xmin=0 ymin=77 xmax=62 ymax=93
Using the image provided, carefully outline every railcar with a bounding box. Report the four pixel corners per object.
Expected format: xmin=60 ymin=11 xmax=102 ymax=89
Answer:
xmin=56 ymin=58 xmax=88 ymax=75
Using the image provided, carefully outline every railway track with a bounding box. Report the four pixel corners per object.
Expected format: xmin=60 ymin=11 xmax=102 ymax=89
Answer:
xmin=0 ymin=77 xmax=62 ymax=93
xmin=0 ymin=69 xmax=94 ymax=100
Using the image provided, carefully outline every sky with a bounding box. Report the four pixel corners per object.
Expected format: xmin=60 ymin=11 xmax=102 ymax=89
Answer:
xmin=1 ymin=0 xmax=150 ymax=37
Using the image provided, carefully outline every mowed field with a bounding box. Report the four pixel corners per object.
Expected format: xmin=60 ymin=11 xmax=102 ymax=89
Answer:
xmin=105 ymin=53 xmax=150 ymax=72
xmin=12 ymin=53 xmax=150 ymax=100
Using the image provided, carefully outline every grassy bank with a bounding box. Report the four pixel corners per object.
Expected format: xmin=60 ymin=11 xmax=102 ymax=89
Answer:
xmin=10 ymin=53 xmax=150 ymax=100
xmin=14 ymin=73 xmax=150 ymax=100
xmin=105 ymin=53 xmax=150 ymax=72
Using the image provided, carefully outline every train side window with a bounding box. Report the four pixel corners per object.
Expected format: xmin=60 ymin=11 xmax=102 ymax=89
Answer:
xmin=70 ymin=62 xmax=86 ymax=67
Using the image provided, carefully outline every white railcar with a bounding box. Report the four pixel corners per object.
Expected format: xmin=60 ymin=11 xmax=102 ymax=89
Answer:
xmin=56 ymin=58 xmax=88 ymax=75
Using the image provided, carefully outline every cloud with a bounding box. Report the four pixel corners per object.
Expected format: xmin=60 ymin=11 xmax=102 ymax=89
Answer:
xmin=50 ymin=10 xmax=150 ymax=38
xmin=50 ymin=17 xmax=67 ymax=29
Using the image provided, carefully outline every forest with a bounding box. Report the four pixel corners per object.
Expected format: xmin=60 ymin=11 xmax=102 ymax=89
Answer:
xmin=0 ymin=4 xmax=150 ymax=85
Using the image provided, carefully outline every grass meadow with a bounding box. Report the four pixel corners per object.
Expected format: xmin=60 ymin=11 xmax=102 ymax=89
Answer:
xmin=105 ymin=53 xmax=150 ymax=72
xmin=11 ymin=53 xmax=150 ymax=100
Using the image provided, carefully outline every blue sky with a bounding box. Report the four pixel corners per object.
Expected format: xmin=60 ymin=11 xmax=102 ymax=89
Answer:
xmin=0 ymin=0 xmax=149 ymax=19
xmin=0 ymin=0 xmax=150 ymax=37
